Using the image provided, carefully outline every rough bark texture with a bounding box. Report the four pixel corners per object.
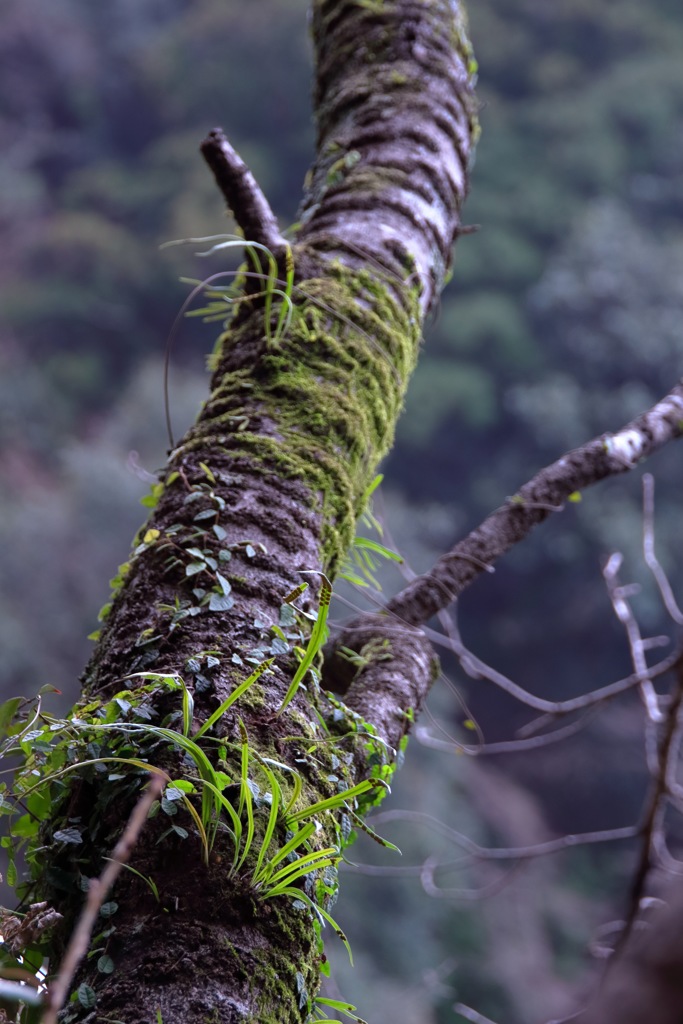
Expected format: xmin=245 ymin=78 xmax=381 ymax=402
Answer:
xmin=34 ymin=3 xmax=478 ymax=1023
xmin=302 ymin=0 xmax=478 ymax=317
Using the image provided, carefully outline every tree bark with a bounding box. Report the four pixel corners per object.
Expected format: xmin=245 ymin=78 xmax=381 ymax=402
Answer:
xmin=36 ymin=3 xmax=478 ymax=1022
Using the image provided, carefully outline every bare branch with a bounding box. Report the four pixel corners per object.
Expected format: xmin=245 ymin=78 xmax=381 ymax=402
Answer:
xmin=415 ymin=712 xmax=595 ymax=756
xmin=602 ymin=551 xmax=663 ymax=723
xmin=423 ymin=618 xmax=682 ymax=717
xmin=323 ymin=383 xmax=683 ymax=735
xmin=387 ymin=381 xmax=683 ymax=626
xmin=363 ymin=809 xmax=639 ymax=864
xmin=200 ymin=128 xmax=287 ymax=256
xmin=44 ymin=776 xmax=164 ymax=1024
xmin=619 ymin=657 xmax=683 ymax=949
xmin=420 ymin=858 xmax=527 ymax=902
xmin=642 ymin=473 xmax=683 ymax=625
xmin=453 ymin=1003 xmax=500 ymax=1024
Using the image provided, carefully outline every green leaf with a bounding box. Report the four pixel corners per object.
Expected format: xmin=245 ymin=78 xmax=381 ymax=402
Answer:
xmin=99 ymin=901 xmax=119 ymax=918
xmin=258 ymin=822 xmax=315 ymax=879
xmin=98 ymin=602 xmax=113 ymax=622
xmin=97 ymin=955 xmax=115 ymax=974
xmin=279 ymin=604 xmax=297 ymax=628
xmin=216 ymin=572 xmax=232 ymax=596
xmin=269 ymin=886 xmax=353 ymax=964
xmin=11 ymin=815 xmax=39 ymax=839
xmin=278 ymin=574 xmax=332 ymax=713
xmin=181 ymin=679 xmax=194 ymax=738
xmin=77 ymin=983 xmax=97 ymax=1008
xmin=53 ymin=827 xmax=83 ymax=845
xmin=140 ymin=482 xmax=164 ymax=508
xmin=164 ymin=786 xmax=186 ymax=802
xmin=287 ymin=779 xmax=387 ymax=824
xmin=209 ymin=592 xmax=235 ymax=612
xmin=6 ymin=856 xmax=17 ymax=887
xmin=262 ymin=848 xmax=338 ymax=893
xmin=0 ymin=697 xmax=22 ymax=738
xmin=344 ymin=805 xmax=400 ymax=852
xmin=167 ymin=779 xmax=196 ymax=794
xmin=193 ymin=660 xmax=275 ymax=741
xmin=185 ymin=547 xmax=206 ymax=559
xmin=353 ymin=536 xmax=402 ymax=562
xmin=252 ymin=771 xmax=281 ymax=885
xmin=233 ymin=724 xmax=254 ymax=862
xmin=185 ymin=562 xmax=205 ymax=577
xmin=316 ymin=997 xmax=368 ymax=1024
xmin=213 ymin=771 xmax=231 ymax=791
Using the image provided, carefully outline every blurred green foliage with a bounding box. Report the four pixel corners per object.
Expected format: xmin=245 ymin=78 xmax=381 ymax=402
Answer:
xmin=2 ymin=0 xmax=683 ymax=1020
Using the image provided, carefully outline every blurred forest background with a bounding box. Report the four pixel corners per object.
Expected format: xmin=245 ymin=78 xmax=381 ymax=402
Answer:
xmin=2 ymin=1 xmax=683 ymax=1021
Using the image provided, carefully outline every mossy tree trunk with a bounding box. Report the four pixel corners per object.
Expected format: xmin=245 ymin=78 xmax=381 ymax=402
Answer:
xmin=40 ymin=3 xmax=478 ymax=1021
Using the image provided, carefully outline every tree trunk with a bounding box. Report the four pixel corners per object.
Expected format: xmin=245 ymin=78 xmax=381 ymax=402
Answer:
xmin=34 ymin=3 xmax=478 ymax=1022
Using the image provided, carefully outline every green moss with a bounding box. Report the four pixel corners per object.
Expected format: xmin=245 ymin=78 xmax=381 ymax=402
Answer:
xmin=173 ymin=257 xmax=420 ymax=576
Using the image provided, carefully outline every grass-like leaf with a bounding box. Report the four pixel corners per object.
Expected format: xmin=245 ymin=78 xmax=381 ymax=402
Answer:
xmin=278 ymin=575 xmax=332 ymax=713
xmin=260 ymin=848 xmax=338 ymax=897
xmin=251 ymin=759 xmax=282 ymax=884
xmin=193 ymin=659 xmax=274 ymax=741
xmin=234 ymin=732 xmax=254 ymax=872
xmin=287 ymin=778 xmax=387 ymax=825
xmin=271 ymin=886 xmax=353 ymax=964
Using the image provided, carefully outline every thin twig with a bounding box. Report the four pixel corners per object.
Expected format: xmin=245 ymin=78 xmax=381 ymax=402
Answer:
xmin=423 ymin=621 xmax=680 ymax=717
xmin=603 ymin=551 xmax=663 ymax=724
xmin=617 ymin=657 xmax=683 ymax=951
xmin=200 ymin=128 xmax=287 ymax=256
xmin=387 ymin=381 xmax=683 ymax=626
xmin=358 ymin=809 xmax=639 ymax=865
xmin=651 ymin=832 xmax=683 ymax=876
xmin=415 ymin=711 xmax=595 ymax=756
xmin=420 ymin=857 xmax=525 ymax=901
xmin=44 ymin=775 xmax=164 ymax=1024
xmin=642 ymin=473 xmax=683 ymax=625
xmin=453 ymin=1002 xmax=501 ymax=1024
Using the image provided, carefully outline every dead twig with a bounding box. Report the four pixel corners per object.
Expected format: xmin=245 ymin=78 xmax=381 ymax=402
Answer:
xmin=386 ymin=382 xmax=683 ymax=626
xmin=642 ymin=473 xmax=683 ymax=626
xmin=43 ymin=775 xmax=164 ymax=1024
xmin=200 ymin=128 xmax=287 ymax=257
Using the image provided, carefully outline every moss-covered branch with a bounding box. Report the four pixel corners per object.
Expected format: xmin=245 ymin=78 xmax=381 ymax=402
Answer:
xmin=8 ymin=3 xmax=479 ymax=1023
